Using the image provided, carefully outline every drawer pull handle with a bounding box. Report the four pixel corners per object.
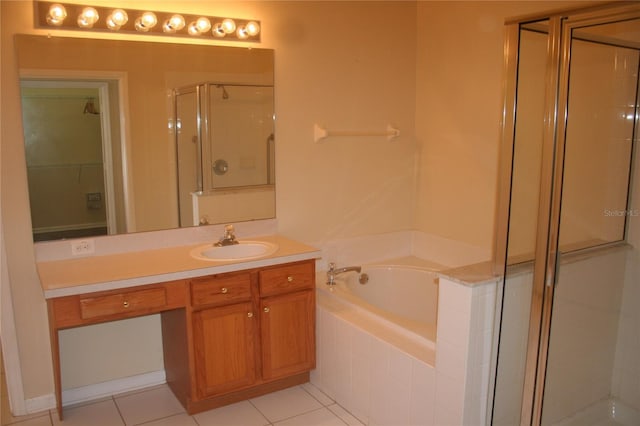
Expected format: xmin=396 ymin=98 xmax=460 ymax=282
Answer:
xmin=263 ymin=307 xmax=270 ymax=313
xmin=221 ymin=287 xmax=228 ymax=294
xmin=123 ymin=301 xmax=130 ymax=308
xmin=287 ymin=276 xmax=294 ymax=282
xmin=247 ymin=312 xmax=254 ymax=318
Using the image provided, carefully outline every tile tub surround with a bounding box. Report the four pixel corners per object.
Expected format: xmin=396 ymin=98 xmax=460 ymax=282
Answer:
xmin=315 ymin=230 xmax=491 ymax=272
xmin=312 ymin=266 xmax=497 ymax=425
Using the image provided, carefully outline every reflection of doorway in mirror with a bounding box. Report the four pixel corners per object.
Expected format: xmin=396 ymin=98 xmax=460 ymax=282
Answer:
xmin=20 ymin=80 xmax=119 ymax=241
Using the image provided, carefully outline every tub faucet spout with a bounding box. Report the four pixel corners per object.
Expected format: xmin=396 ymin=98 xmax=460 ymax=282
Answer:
xmin=326 ymin=262 xmax=362 ymax=285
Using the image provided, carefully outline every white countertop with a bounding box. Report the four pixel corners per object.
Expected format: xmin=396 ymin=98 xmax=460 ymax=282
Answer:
xmin=38 ymin=235 xmax=321 ymax=299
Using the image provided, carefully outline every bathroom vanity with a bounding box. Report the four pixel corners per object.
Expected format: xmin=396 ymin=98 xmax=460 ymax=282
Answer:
xmin=38 ymin=235 xmax=320 ymax=419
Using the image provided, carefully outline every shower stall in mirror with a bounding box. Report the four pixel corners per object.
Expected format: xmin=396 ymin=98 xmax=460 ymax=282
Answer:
xmin=174 ymin=83 xmax=275 ymax=227
xmin=492 ymin=3 xmax=640 ymax=425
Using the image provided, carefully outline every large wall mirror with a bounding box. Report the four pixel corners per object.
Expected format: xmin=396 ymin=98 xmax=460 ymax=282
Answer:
xmin=15 ymin=35 xmax=275 ymax=242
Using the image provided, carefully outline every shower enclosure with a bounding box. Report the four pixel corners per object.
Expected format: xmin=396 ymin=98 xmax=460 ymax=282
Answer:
xmin=174 ymin=83 xmax=275 ymax=227
xmin=492 ymin=3 xmax=640 ymax=426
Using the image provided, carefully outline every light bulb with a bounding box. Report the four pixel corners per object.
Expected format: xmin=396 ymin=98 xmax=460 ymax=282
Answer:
xmin=221 ymin=18 xmax=236 ymax=34
xmin=212 ymin=23 xmax=226 ymax=37
xmin=245 ymin=21 xmax=260 ymax=36
xmin=187 ymin=22 xmax=200 ymax=36
xmin=168 ymin=14 xmax=185 ymax=31
xmin=106 ymin=16 xmax=118 ymax=30
xmin=236 ymin=26 xmax=249 ymax=40
xmin=110 ymin=9 xmax=128 ymax=26
xmin=106 ymin=9 xmax=128 ymax=30
xmin=140 ymin=11 xmax=157 ymax=28
xmin=135 ymin=17 xmax=148 ymax=32
xmin=195 ymin=17 xmax=211 ymax=33
xmin=47 ymin=3 xmax=67 ymax=25
xmin=77 ymin=7 xmax=99 ymax=29
xmin=162 ymin=20 xmax=175 ymax=33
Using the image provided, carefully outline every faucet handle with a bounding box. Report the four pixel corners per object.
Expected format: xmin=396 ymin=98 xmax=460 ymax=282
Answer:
xmin=223 ymin=224 xmax=236 ymax=239
xmin=328 ymin=262 xmax=336 ymax=271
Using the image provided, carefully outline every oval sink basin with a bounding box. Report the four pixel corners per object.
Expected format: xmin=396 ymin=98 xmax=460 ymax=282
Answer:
xmin=190 ymin=241 xmax=278 ymax=261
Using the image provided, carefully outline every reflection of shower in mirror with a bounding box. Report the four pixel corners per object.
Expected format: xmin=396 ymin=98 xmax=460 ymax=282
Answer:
xmin=215 ymin=84 xmax=229 ymax=100
xmin=83 ymin=97 xmax=100 ymax=114
xmin=173 ymin=82 xmax=275 ymax=227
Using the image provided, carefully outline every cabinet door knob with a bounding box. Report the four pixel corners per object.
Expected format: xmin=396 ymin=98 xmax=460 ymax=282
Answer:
xmin=287 ymin=276 xmax=294 ymax=282
xmin=247 ymin=312 xmax=253 ymax=318
xmin=221 ymin=287 xmax=228 ymax=294
xmin=123 ymin=301 xmax=130 ymax=308
xmin=263 ymin=307 xmax=270 ymax=313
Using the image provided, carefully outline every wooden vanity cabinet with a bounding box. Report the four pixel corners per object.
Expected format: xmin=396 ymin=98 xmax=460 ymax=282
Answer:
xmin=259 ymin=262 xmax=316 ymax=381
xmin=189 ymin=271 xmax=257 ymax=399
xmin=192 ymin=301 xmax=257 ymax=398
xmin=163 ymin=259 xmax=316 ymax=414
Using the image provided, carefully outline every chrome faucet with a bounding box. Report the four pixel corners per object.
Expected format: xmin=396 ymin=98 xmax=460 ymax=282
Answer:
xmin=214 ymin=224 xmax=239 ymax=246
xmin=326 ymin=262 xmax=362 ymax=285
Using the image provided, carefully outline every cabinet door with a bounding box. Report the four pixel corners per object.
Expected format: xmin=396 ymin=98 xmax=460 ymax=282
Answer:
xmin=260 ymin=290 xmax=315 ymax=380
xmin=192 ymin=302 xmax=257 ymax=399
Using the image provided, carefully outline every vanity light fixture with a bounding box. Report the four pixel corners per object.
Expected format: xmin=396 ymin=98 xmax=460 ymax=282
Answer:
xmin=35 ymin=1 xmax=261 ymax=42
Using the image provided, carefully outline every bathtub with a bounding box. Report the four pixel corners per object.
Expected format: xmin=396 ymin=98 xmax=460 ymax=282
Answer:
xmin=313 ymin=258 xmax=443 ymax=424
xmin=316 ymin=258 xmax=442 ymax=354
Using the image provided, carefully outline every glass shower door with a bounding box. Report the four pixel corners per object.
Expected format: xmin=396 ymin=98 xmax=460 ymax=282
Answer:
xmin=541 ymin=17 xmax=640 ymax=425
xmin=492 ymin=19 xmax=552 ymax=426
xmin=175 ymin=87 xmax=200 ymax=227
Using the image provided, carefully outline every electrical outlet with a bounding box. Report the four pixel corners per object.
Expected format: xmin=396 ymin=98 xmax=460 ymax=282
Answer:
xmin=71 ymin=239 xmax=95 ymax=256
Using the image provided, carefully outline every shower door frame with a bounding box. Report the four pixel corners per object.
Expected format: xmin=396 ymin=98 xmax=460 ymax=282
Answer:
xmin=493 ymin=2 xmax=640 ymax=425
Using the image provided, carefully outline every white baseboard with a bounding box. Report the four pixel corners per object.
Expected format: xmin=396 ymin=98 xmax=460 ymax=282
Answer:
xmin=23 ymin=370 xmax=166 ymax=414
xmin=24 ymin=393 xmax=56 ymax=415
xmin=62 ymin=370 xmax=166 ymax=406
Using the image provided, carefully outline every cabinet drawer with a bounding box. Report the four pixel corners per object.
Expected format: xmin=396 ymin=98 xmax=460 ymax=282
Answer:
xmin=259 ymin=262 xmax=314 ymax=297
xmin=80 ymin=288 xmax=167 ymax=320
xmin=191 ymin=273 xmax=251 ymax=307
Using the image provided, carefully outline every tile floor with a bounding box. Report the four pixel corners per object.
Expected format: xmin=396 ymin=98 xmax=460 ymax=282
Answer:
xmin=1 ymin=382 xmax=364 ymax=426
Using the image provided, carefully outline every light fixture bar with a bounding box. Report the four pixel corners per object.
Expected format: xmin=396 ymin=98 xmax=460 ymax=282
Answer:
xmin=34 ymin=1 xmax=261 ymax=42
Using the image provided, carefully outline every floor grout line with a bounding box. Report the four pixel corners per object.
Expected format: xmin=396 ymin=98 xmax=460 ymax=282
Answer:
xmin=1 ymin=383 xmax=357 ymax=426
xmin=111 ymin=395 xmax=127 ymax=426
